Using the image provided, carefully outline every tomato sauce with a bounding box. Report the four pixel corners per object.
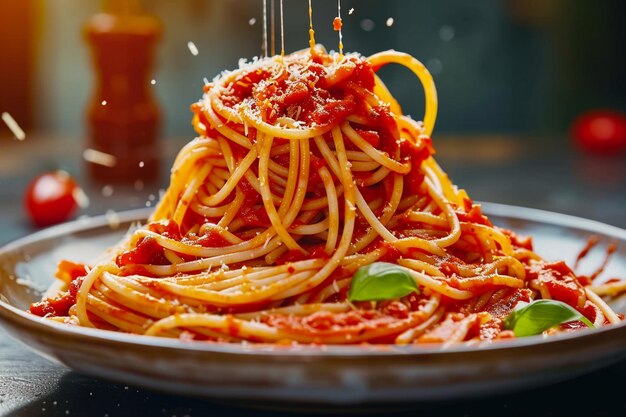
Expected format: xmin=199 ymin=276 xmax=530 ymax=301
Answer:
xmin=30 ymin=272 xmax=86 ymax=318
xmin=377 ymin=242 xmax=403 ymax=263
xmin=54 ymin=260 xmax=88 ymax=284
xmin=526 ymin=261 xmax=585 ymax=308
xmin=116 ymin=236 xmax=169 ymax=266
xmin=262 ymin=307 xmax=402 ymax=336
xmin=214 ymin=56 xmax=377 ymax=130
xmin=483 ymin=288 xmax=533 ymax=318
xmin=307 ymin=154 xmax=327 ymax=186
xmin=500 ymin=228 xmax=533 ymax=251
xmin=194 ymin=230 xmax=231 ymax=248
xmin=148 ymin=220 xmax=182 ymax=240
xmin=456 ymin=205 xmax=493 ymax=226
xmin=400 ymin=136 xmax=432 ymax=196
xmin=333 ymin=17 xmax=343 ymax=32
xmin=275 ymin=246 xmax=329 ymax=265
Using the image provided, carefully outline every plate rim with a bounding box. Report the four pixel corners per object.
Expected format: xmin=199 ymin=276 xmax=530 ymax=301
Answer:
xmin=1 ymin=202 xmax=625 ymax=358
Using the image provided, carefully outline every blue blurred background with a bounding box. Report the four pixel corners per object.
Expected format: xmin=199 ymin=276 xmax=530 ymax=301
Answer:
xmin=2 ymin=0 xmax=625 ymax=137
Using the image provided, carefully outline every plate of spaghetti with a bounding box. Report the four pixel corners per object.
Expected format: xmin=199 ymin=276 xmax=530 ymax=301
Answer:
xmin=1 ymin=46 xmax=625 ymax=404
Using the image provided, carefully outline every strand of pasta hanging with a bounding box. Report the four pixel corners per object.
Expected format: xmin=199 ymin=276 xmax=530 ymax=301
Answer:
xmin=262 ymin=0 xmax=268 ymax=57
xmin=335 ymin=0 xmax=344 ymax=56
xmin=308 ymin=0 xmax=315 ymax=52
xmin=280 ymin=0 xmax=285 ymax=56
xmin=270 ymin=0 xmax=275 ymax=56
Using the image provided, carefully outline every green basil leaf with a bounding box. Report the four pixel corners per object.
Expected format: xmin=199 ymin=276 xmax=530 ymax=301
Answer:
xmin=504 ymin=299 xmax=594 ymax=337
xmin=348 ymin=262 xmax=419 ymax=302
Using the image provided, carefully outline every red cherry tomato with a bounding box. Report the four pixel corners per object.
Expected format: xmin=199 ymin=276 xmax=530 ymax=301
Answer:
xmin=24 ymin=171 xmax=79 ymax=227
xmin=571 ymin=110 xmax=626 ymax=155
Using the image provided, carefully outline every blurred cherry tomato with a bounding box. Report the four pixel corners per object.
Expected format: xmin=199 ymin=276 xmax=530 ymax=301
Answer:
xmin=24 ymin=171 xmax=79 ymax=227
xmin=571 ymin=110 xmax=626 ymax=155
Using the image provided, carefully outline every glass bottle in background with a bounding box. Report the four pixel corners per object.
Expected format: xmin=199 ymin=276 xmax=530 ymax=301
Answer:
xmin=84 ymin=0 xmax=162 ymax=184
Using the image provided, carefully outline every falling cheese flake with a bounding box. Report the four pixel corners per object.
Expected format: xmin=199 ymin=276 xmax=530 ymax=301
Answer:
xmin=150 ymin=79 xmax=156 ymax=85
xmin=101 ymin=100 xmax=107 ymax=106
xmin=187 ymin=41 xmax=199 ymax=56
xmin=248 ymin=17 xmax=256 ymax=25
xmin=138 ymin=161 xmax=145 ymax=168
xmin=105 ymin=210 xmax=120 ymax=230
xmin=386 ymin=17 xmax=394 ymax=27
xmin=349 ymin=8 xmax=354 ymax=15
xmin=1 ymin=112 xmax=26 ymax=140
xmin=72 ymin=187 xmax=90 ymax=209
xmin=83 ymin=149 xmax=117 ymax=167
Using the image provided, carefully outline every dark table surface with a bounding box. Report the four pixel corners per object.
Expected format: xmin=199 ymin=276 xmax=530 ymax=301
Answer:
xmin=1 ymin=134 xmax=625 ymax=417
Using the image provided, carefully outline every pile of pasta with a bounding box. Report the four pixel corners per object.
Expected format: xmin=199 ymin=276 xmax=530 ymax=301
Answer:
xmin=31 ymin=47 xmax=624 ymax=344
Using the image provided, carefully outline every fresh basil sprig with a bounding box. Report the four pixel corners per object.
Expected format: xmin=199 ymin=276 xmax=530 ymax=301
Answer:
xmin=348 ymin=262 xmax=419 ymax=302
xmin=504 ymin=299 xmax=594 ymax=337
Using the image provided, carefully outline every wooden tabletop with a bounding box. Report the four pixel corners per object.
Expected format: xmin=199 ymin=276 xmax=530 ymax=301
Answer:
xmin=1 ymin=134 xmax=625 ymax=416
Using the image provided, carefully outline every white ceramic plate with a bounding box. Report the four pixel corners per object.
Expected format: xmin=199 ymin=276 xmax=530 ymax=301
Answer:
xmin=0 ymin=203 xmax=625 ymax=405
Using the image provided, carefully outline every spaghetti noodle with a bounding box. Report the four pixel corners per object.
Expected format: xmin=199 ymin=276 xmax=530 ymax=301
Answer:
xmin=30 ymin=46 xmax=624 ymax=344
